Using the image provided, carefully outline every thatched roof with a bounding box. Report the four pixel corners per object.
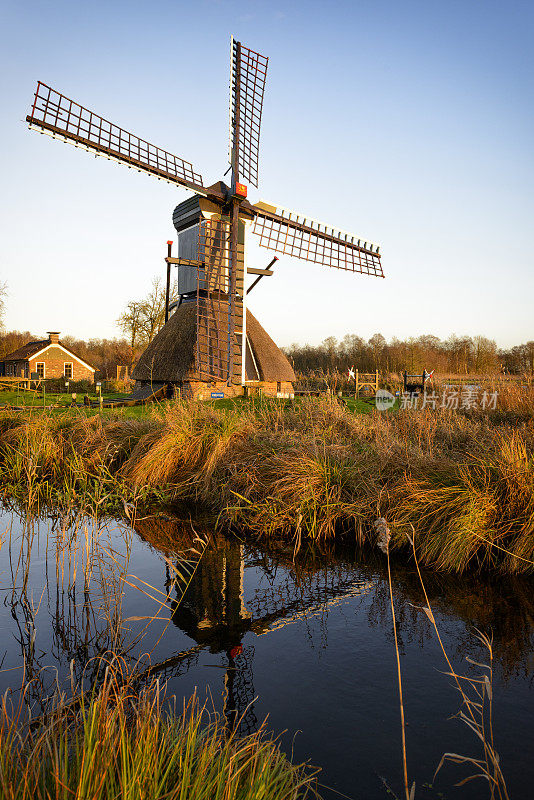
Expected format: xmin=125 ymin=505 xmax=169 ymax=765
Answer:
xmin=245 ymin=312 xmax=294 ymax=381
xmin=132 ymin=301 xmax=295 ymax=383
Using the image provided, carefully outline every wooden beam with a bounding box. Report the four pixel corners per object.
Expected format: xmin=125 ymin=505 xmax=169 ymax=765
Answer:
xmin=165 ymin=257 xmax=202 ymax=266
xmin=25 ymin=116 xmax=214 ymax=199
xmin=246 ymin=267 xmax=273 ymax=276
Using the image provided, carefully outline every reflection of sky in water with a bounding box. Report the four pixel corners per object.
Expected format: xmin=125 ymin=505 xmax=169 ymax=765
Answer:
xmin=0 ymin=507 xmax=532 ymax=800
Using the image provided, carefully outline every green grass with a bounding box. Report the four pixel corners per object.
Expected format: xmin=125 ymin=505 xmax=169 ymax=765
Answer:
xmin=0 ymin=390 xmax=168 ymax=418
xmin=0 ymin=661 xmax=319 ymax=800
xmin=0 ymin=390 xmax=389 ymax=419
xmin=0 ymin=389 xmax=73 ymax=407
xmin=0 ymin=389 xmax=125 ymax=407
xmin=208 ymin=395 xmax=386 ymax=414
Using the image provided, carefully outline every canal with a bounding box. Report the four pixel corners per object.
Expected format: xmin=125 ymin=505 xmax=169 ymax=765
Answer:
xmin=0 ymin=507 xmax=532 ymax=798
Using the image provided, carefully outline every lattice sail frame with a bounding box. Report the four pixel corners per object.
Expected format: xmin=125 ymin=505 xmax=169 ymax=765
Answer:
xmin=195 ymin=218 xmax=244 ymax=383
xmin=251 ymin=204 xmax=384 ymax=277
xmin=27 ymin=82 xmax=205 ymax=191
xmin=229 ymin=38 xmax=268 ymax=187
xmin=24 ymin=40 xmax=385 ymax=388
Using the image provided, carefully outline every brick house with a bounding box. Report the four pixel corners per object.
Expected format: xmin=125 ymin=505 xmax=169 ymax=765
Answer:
xmin=1 ymin=332 xmax=95 ymax=381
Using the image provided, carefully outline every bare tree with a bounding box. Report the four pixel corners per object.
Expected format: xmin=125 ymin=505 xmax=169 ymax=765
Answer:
xmin=369 ymin=333 xmax=386 ymax=369
xmin=116 ymin=300 xmax=146 ymax=349
xmin=140 ymin=277 xmax=166 ymax=344
xmin=473 ymin=336 xmax=498 ymax=373
xmin=0 ymin=281 xmax=7 ymax=330
xmin=116 ymin=276 xmax=176 ymax=352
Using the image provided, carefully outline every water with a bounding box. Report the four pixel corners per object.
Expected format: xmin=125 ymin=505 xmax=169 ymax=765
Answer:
xmin=0 ymin=506 xmax=532 ymax=799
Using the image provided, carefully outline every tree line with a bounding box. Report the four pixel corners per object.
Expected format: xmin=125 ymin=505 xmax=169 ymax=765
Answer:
xmin=284 ymin=334 xmax=534 ymax=376
xmin=1 ymin=275 xmax=532 ymax=378
xmin=0 ymin=276 xmax=171 ymax=380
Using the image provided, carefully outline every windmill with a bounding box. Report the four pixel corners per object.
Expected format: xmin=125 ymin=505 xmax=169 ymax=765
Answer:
xmin=25 ymin=37 xmax=384 ymax=392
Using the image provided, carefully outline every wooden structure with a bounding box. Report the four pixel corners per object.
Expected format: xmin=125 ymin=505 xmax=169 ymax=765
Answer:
xmin=403 ymin=370 xmax=432 ymax=394
xmin=25 ymin=37 xmax=384 ymax=398
xmin=353 ymin=369 xmax=380 ymax=397
xmin=0 ymin=332 xmax=95 ymax=382
xmin=0 ymin=377 xmax=36 ymax=390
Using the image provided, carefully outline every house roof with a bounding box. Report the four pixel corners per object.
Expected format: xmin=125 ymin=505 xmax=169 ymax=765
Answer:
xmin=132 ymin=301 xmax=295 ymax=384
xmin=3 ymin=340 xmax=51 ymax=361
xmin=3 ymin=339 xmax=95 ymax=371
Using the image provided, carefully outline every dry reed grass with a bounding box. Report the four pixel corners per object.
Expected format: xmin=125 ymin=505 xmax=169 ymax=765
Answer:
xmin=0 ymin=658 xmax=319 ymax=800
xmin=1 ymin=393 xmax=533 ymax=573
xmin=382 ymin=525 xmax=510 ymax=799
xmin=408 ymin=529 xmax=509 ymax=799
xmin=0 ymin=508 xmax=317 ymax=800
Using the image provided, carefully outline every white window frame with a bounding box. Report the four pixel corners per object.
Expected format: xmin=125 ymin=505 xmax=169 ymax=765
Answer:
xmin=64 ymin=362 xmax=73 ymax=379
xmin=36 ymin=362 xmax=45 ymax=379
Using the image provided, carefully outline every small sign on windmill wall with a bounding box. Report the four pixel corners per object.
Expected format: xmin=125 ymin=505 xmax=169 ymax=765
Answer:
xmin=211 ymin=392 xmax=224 ymax=399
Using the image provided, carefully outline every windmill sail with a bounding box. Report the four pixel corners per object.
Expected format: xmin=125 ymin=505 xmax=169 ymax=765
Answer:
xmin=195 ymin=218 xmax=244 ymax=384
xmin=25 ymin=36 xmax=385 ymax=397
xmin=26 ymin=82 xmax=205 ymax=194
xmin=229 ymin=39 xmax=268 ymax=187
xmin=252 ymin=202 xmax=384 ymax=278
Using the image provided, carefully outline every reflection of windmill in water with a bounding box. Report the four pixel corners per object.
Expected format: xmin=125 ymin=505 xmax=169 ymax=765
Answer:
xmin=25 ymin=36 xmax=384 ymax=400
xmin=165 ymin=539 xmax=257 ymax=735
xmin=148 ymin=526 xmax=373 ymax=735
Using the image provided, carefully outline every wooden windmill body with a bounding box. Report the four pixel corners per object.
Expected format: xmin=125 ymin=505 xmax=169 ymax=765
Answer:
xmin=25 ymin=37 xmax=384 ymax=398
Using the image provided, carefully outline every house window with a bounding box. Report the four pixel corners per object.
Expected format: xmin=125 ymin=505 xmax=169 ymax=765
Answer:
xmin=36 ymin=363 xmax=45 ymax=379
xmin=7 ymin=364 xmax=13 ymax=376
xmin=64 ymin=363 xmax=73 ymax=379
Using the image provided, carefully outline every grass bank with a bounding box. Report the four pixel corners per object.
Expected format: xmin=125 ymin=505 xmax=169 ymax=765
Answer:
xmin=0 ymin=660 xmax=318 ymax=800
xmin=1 ymin=392 xmax=533 ymax=573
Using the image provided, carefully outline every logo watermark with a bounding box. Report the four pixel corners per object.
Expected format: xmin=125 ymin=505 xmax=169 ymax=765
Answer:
xmin=393 ymin=387 xmax=499 ymax=412
xmin=375 ymin=389 xmax=396 ymax=411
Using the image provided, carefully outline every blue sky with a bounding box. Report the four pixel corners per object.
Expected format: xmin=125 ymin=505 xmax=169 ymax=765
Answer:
xmin=1 ymin=0 xmax=533 ymax=347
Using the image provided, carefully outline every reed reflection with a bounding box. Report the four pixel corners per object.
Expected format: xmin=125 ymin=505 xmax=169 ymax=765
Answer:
xmin=2 ymin=507 xmax=533 ymax=724
xmin=134 ymin=515 xmax=534 ymax=690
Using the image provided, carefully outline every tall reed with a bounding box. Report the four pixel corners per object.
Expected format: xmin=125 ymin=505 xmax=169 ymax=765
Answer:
xmin=0 ymin=658 xmax=319 ymax=800
xmin=1 ymin=396 xmax=533 ymax=573
xmin=380 ymin=523 xmax=510 ymax=799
